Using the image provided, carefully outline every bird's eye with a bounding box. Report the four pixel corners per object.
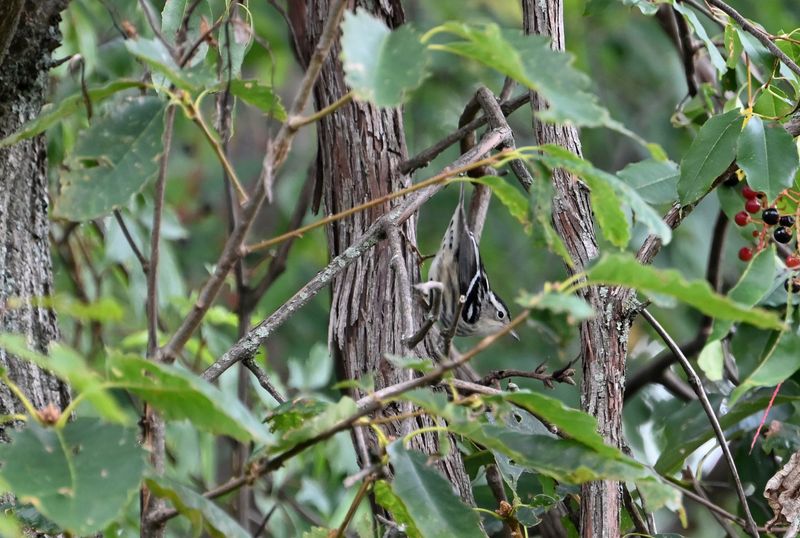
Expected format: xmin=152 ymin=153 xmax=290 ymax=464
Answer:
xmin=497 ymin=310 xmax=505 ymax=319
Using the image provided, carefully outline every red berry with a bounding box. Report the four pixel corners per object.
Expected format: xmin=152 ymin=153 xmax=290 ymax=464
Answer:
xmin=745 ymin=198 xmax=762 ymax=213
xmin=735 ymin=211 xmax=750 ymax=226
xmin=738 ymin=247 xmax=754 ymax=261
xmin=742 ymin=186 xmax=758 ymax=199
xmin=787 ymin=255 xmax=800 ymax=269
xmin=752 ymin=231 xmax=759 ymax=237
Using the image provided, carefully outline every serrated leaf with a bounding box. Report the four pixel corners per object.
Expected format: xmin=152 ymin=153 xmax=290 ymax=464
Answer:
xmin=738 ymin=115 xmax=800 ymax=203
xmin=265 ymin=398 xmax=329 ymax=433
xmin=341 ymin=9 xmax=428 ymax=107
xmin=54 ymin=96 xmax=166 ymax=221
xmin=270 ymin=397 xmax=357 ymax=453
xmin=0 ymin=335 xmax=129 ymax=424
xmin=387 ymin=442 xmax=484 ymax=538
xmin=678 ymin=109 xmax=743 ymax=203
xmin=617 ymin=159 xmax=679 ymax=205
xmin=107 ymin=355 xmax=269 ymax=443
xmin=0 ymin=80 xmax=146 ymax=148
xmin=731 ymin=331 xmax=800 ymax=405
xmin=227 ymin=80 xmax=287 ymax=121
xmin=586 ymin=253 xmax=783 ymax=329
xmin=373 ymin=480 xmax=421 ymax=538
xmin=499 ymin=392 xmax=616 ymax=457
xmin=145 ymin=476 xmax=249 ymax=538
xmin=470 ymin=175 xmax=530 ymax=227
xmin=534 ymin=145 xmax=672 ymax=246
xmin=655 ymin=383 xmax=800 ymax=473
xmin=710 ymin=246 xmax=778 ymax=340
xmin=430 ymin=24 xmax=611 ymax=127
xmin=0 ymin=418 xmax=144 ymax=535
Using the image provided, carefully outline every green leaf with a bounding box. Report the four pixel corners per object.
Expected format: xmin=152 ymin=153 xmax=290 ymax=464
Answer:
xmin=737 ymin=116 xmax=800 ymax=202
xmin=107 ymin=355 xmax=269 ymax=443
xmin=54 ymin=96 xmax=166 ymax=221
xmin=516 ymin=291 xmax=594 ymax=322
xmin=145 ymin=476 xmax=249 ymax=538
xmin=753 ymin=86 xmax=795 ymax=119
xmin=160 ymin=0 xmax=187 ymax=39
xmin=586 ymin=253 xmax=783 ymax=329
xmin=270 ymin=397 xmax=357 ymax=453
xmin=386 ymin=442 xmax=484 ymax=538
xmin=125 ymin=38 xmax=215 ymax=91
xmin=265 ymin=398 xmax=329 ymax=433
xmin=673 ymin=3 xmax=727 ymax=74
xmin=0 ymin=80 xmax=145 ymax=148
xmin=341 ymin=9 xmax=428 ymax=107
xmin=219 ymin=9 xmax=252 ymax=79
xmin=429 ymin=24 xmax=611 ymax=127
xmin=499 ymin=392 xmax=616 ymax=457
xmin=0 ymin=335 xmax=129 ymax=424
xmin=724 ymin=24 xmax=743 ymax=69
xmin=697 ymin=339 xmax=724 ymax=381
xmin=385 ymin=354 xmax=435 ymax=373
xmin=655 ymin=384 xmax=800 ymax=473
xmin=227 ymin=80 xmax=287 ymax=121
xmin=731 ymin=331 xmax=800 ymax=405
xmin=622 ymin=0 xmax=660 ymax=15
xmin=470 ymin=175 xmax=530 ymax=228
xmin=0 ymin=418 xmax=144 ymax=535
xmin=678 ymin=109 xmax=743 ymax=203
xmin=617 ymin=159 xmax=679 ymax=205
xmin=709 ymin=246 xmax=778 ymax=340
xmin=373 ymin=480 xmax=421 ymax=538
xmin=534 ymin=145 xmax=672 ymax=246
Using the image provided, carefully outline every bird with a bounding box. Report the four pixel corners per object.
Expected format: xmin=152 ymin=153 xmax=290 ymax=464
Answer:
xmin=427 ymin=183 xmax=517 ymax=339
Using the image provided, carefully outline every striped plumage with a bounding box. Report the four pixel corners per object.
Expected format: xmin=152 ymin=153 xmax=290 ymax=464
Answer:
xmin=428 ymin=184 xmax=516 ymax=338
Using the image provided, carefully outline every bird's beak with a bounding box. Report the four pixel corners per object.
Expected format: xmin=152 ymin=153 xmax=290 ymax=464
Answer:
xmin=509 ymin=329 xmax=519 ymax=341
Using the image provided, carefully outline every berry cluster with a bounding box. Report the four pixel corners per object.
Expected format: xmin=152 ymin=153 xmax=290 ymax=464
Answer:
xmin=734 ymin=185 xmax=800 ymax=292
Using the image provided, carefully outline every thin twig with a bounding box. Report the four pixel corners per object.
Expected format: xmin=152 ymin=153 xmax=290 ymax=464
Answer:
xmin=480 ymin=363 xmax=577 ymax=390
xmin=335 ymin=476 xmax=373 ymax=538
xmin=688 ymin=467 xmax=739 ymax=537
xmin=137 ymin=0 xmax=177 ymax=57
xmin=399 ymin=93 xmax=529 ymax=174
xmin=289 ymin=91 xmax=354 ymax=130
xmin=178 ymin=16 xmax=223 ymax=68
xmin=622 ymin=484 xmax=650 ymax=537
xmin=113 ymin=210 xmax=148 ymax=273
xmin=642 ymin=309 xmax=759 ymax=538
xmin=704 ymin=0 xmax=800 ymax=78
xmin=242 ymin=358 xmax=286 ymax=404
xmin=246 ymin=151 xmax=510 ymax=254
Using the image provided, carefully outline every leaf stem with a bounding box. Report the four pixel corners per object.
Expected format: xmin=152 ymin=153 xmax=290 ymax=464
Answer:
xmin=0 ymin=375 xmax=42 ymax=425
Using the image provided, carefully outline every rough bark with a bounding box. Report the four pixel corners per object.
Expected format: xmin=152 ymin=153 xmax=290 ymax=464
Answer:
xmin=289 ymin=0 xmax=475 ymax=503
xmin=0 ymin=0 xmax=70 ymax=435
xmin=522 ymin=2 xmax=630 ymax=536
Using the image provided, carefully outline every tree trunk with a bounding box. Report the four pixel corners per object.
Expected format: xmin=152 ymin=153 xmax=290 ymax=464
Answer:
xmin=522 ymin=2 xmax=629 ymax=536
xmin=0 ymin=0 xmax=70 ymax=434
xmin=289 ymin=0 xmax=475 ymax=503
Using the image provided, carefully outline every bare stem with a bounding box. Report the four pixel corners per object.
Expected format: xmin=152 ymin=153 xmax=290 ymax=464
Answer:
xmin=289 ymin=91 xmax=354 ymax=130
xmin=641 ymin=309 xmax=759 ymax=538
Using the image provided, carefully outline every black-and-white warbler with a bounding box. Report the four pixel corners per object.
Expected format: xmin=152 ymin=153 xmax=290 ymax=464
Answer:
xmin=428 ymin=184 xmax=517 ymax=339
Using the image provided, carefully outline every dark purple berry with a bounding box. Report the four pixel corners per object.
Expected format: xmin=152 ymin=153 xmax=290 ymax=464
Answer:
xmin=774 ymin=226 xmax=792 ymax=244
xmin=780 ymin=215 xmax=795 ymax=227
xmin=785 ymin=277 xmax=800 ymax=293
xmin=762 ymin=208 xmax=780 ymax=225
